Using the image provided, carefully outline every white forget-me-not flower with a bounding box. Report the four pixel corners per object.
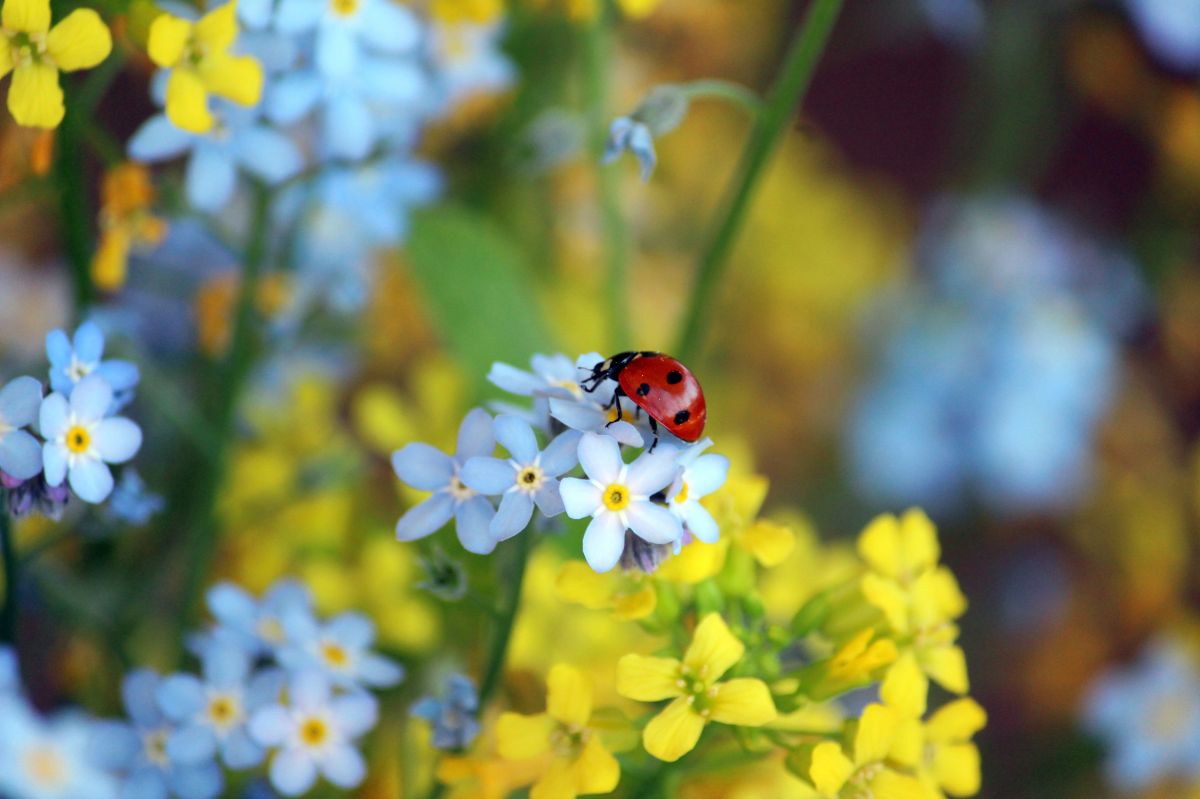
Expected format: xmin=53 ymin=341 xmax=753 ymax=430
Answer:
xmin=279 ymin=610 xmax=403 ymax=690
xmin=0 ymin=702 xmax=119 ymax=799
xmin=664 ymin=439 xmax=729 ymax=545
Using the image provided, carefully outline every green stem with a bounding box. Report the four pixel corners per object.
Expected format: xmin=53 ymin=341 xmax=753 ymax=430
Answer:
xmin=54 ymin=86 xmax=95 ymax=315
xmin=477 ymin=530 xmax=532 ymax=705
xmin=583 ymin=9 xmax=631 ymax=350
xmin=0 ymin=506 xmax=15 ymax=646
xmin=677 ymin=79 xmax=764 ymax=117
xmin=175 ymin=184 xmax=272 ymax=644
xmin=674 ymin=0 xmax=844 ymax=361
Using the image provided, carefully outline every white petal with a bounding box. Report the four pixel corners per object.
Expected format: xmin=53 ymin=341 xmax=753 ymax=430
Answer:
xmin=577 ymin=432 xmax=623 ymax=485
xmin=38 ymin=392 xmax=69 ymax=439
xmin=582 ymin=513 xmax=626 ymax=573
xmin=42 ymin=441 xmax=67 ymax=486
xmin=93 ymin=418 xmax=142 ymax=463
xmin=626 ymin=448 xmax=681 ymax=496
xmin=68 ymin=458 xmax=114 ymax=503
xmin=0 ymin=430 xmax=43 ymax=480
xmin=332 ymin=693 xmax=378 ymax=738
xmin=490 ymin=491 xmax=533 ymax=541
xmin=486 ymin=362 xmax=541 ymax=395
xmin=320 ymin=744 xmax=366 ymax=789
xmin=626 ymin=500 xmax=683 ymax=545
xmin=686 ymin=454 xmax=730 ymax=497
xmin=558 ymin=478 xmax=601 ymax=519
xmin=683 ymin=503 xmax=720 ymax=544
xmin=69 ymin=375 xmax=114 ymax=422
xmin=248 ymin=706 xmax=291 ymax=746
xmin=493 ymin=414 xmax=538 ymax=464
xmin=270 ymin=748 xmax=318 ymax=797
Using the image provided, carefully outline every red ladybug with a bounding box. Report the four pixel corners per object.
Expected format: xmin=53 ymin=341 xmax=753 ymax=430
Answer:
xmin=580 ymin=351 xmax=707 ymax=449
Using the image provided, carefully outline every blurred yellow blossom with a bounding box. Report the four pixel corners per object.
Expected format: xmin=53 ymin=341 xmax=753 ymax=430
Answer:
xmin=147 ymin=1 xmax=261 ymax=132
xmin=195 ymin=271 xmax=289 ymax=356
xmin=92 ymin=163 xmax=166 ymax=292
xmin=497 ymin=664 xmax=621 ymax=799
xmin=555 ymin=560 xmax=657 ymax=620
xmin=0 ymin=0 xmax=111 ymax=127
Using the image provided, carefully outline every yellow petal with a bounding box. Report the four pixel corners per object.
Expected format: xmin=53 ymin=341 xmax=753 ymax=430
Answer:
xmin=881 ymin=653 xmax=928 ymax=719
xmin=656 ymin=538 xmax=727 ymax=585
xmin=683 ymin=613 xmax=744 ymax=681
xmin=897 ymin=508 xmax=940 ymax=575
xmin=0 ymin=44 xmax=12 ymax=80
xmin=194 ymin=0 xmax=238 ymax=49
xmin=8 ymin=62 xmax=63 ymax=128
xmin=808 ymin=741 xmax=854 ymax=795
xmin=853 ymin=703 xmax=899 ymax=766
xmin=740 ymin=520 xmax=795 ymax=567
xmin=495 ymin=712 xmax=554 ymax=760
xmin=546 ymin=664 xmax=592 ymax=729
xmin=612 ymin=585 xmax=656 ymax=620
xmin=857 ymin=513 xmax=902 ymax=579
xmin=2 ymin=0 xmax=49 ymax=33
xmin=642 ymin=697 xmax=705 ymax=762
xmin=572 ymin=737 xmax=619 ymax=794
xmin=147 ymin=13 xmax=192 ymax=67
xmin=199 ymin=52 xmax=262 ymax=106
xmin=92 ymin=227 xmax=131 ymax=292
xmin=164 ymin=68 xmax=213 ymax=133
xmin=46 ymin=9 xmax=111 ymax=71
xmin=709 ymin=678 xmax=777 ymax=727
xmin=530 ymin=758 xmax=576 ymax=799
xmin=555 ymin=561 xmax=616 ymax=610
xmin=932 ymin=742 xmax=981 ymax=797
xmin=920 ymin=644 xmax=969 ymax=695
xmin=616 ymin=654 xmax=682 ymax=702
xmin=861 ymin=574 xmax=910 ymax=633
xmin=925 ymin=698 xmax=987 ymax=744
xmin=869 ymin=768 xmax=930 ymax=799
xmin=911 ymin=567 xmax=967 ymax=625
xmin=889 ymin=716 xmax=924 ymax=768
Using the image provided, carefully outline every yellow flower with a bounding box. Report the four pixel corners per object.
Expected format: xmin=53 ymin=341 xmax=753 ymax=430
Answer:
xmin=617 ymin=613 xmax=777 ymax=762
xmin=496 ymin=664 xmax=621 ymax=799
xmin=92 ymin=163 xmax=167 ymax=292
xmin=430 ymin=0 xmax=503 ymax=24
xmin=799 ymin=628 xmax=897 ymax=701
xmin=0 ymin=0 xmax=111 ymax=127
xmin=797 ymin=704 xmax=925 ymax=799
xmin=704 ymin=474 xmax=796 ymax=568
xmin=555 ymin=560 xmax=657 ymax=621
xmin=147 ymin=1 xmax=261 ymax=133
xmin=857 ymin=509 xmax=969 ymax=694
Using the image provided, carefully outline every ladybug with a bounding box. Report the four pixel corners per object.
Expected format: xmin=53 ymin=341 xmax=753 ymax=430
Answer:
xmin=580 ymin=351 xmax=707 ymax=450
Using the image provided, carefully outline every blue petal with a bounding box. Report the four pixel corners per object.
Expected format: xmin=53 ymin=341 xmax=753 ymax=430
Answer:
xmin=455 ymin=496 xmax=496 ymax=555
xmin=166 ymin=724 xmax=218 ymax=766
xmin=73 ymin=322 xmax=105 ymax=364
xmin=493 ymin=415 xmax=538 ymax=464
xmin=273 ymin=0 xmax=322 ymax=33
xmin=322 ymin=95 xmax=374 ymax=161
xmin=235 ymin=127 xmax=304 ymax=185
xmin=186 ymin=146 xmax=238 ymax=213
xmin=156 ymin=674 xmax=206 ymax=721
xmin=121 ymin=769 xmax=169 ymax=799
xmin=391 ymin=443 xmax=454 ymax=491
xmin=265 ymin=72 xmax=322 ymax=125
xmin=128 ymin=115 xmax=194 ymax=163
xmin=358 ymin=653 xmax=404 ymax=688
xmin=357 ymin=0 xmax=419 ymax=52
xmin=395 ymin=492 xmax=455 ymax=542
xmin=169 ymin=762 xmax=223 ymax=799
xmin=327 ymin=612 xmax=374 ymax=649
xmin=45 ymin=329 xmax=71 ymax=367
xmin=221 ymin=728 xmax=264 ymax=770
xmin=456 ymin=408 xmax=495 ymax=461
xmin=315 ymin=24 xmax=358 ymax=78
xmin=0 ymin=375 xmax=43 ymax=427
xmin=0 ymin=430 xmax=43 ymax=480
xmin=538 ymin=429 xmax=581 ymax=477
xmin=122 ymin=670 xmax=163 ymax=727
xmin=490 ymin=491 xmax=533 ymax=541
xmin=459 ymin=457 xmax=514 ymax=495
xmin=95 ymin=360 xmax=140 ymax=393
xmin=68 ymin=458 xmax=115 ymax=503
xmin=202 ymin=642 xmax=250 ymax=687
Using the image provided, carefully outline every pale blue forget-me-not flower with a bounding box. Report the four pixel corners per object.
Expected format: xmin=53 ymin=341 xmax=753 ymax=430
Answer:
xmin=410 ymin=673 xmax=480 ymax=750
xmin=46 ymin=322 xmax=139 ymax=410
xmin=278 ymin=610 xmax=403 ymax=690
xmin=0 ymin=375 xmax=44 ymax=480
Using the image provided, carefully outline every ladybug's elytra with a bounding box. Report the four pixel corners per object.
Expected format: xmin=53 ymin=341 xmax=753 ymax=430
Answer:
xmin=580 ymin=351 xmax=707 ymax=450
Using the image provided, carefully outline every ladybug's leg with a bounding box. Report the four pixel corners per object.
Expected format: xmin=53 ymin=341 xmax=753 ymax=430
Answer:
xmin=604 ymin=387 xmax=626 ymax=427
xmin=647 ymin=417 xmax=659 ymax=453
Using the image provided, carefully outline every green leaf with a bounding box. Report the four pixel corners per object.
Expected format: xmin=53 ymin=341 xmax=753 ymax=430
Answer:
xmin=405 ymin=205 xmax=554 ymax=386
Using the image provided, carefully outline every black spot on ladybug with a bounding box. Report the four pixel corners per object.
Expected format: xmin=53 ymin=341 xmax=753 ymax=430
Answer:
xmin=637 ymin=383 xmax=651 ymax=397
xmin=673 ymin=409 xmax=690 ymax=425
xmin=666 ymin=370 xmax=683 ymax=384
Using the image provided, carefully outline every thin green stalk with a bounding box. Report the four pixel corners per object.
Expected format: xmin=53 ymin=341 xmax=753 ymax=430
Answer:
xmin=477 ymin=529 xmax=532 ymax=705
xmin=678 ymin=79 xmax=764 ymax=117
xmin=583 ymin=9 xmax=631 ymax=350
xmin=175 ymin=184 xmax=273 ymax=643
xmin=54 ymin=86 xmax=95 ymax=315
xmin=674 ymin=0 xmax=844 ymax=361
xmin=0 ymin=507 xmax=15 ymax=646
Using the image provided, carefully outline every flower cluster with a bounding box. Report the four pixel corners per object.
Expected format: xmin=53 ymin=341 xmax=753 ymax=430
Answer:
xmin=392 ymin=352 xmax=728 ymax=571
xmin=0 ymin=578 xmax=400 ymax=799
xmin=0 ymin=321 xmax=143 ymax=515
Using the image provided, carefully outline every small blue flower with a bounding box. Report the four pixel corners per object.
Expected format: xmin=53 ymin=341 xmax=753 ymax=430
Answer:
xmin=664 ymin=439 xmax=729 ymax=545
xmin=602 ymin=116 xmax=656 ymax=182
xmin=1083 ymin=635 xmax=1200 ymax=791
xmin=107 ymin=469 xmax=165 ymax=526
xmin=274 ymin=0 xmax=420 ymax=77
xmin=0 ymin=375 xmax=44 ymax=480
xmin=91 ymin=670 xmax=223 ymax=799
xmin=200 ymin=579 xmax=314 ymax=659
xmin=429 ymin=19 xmax=515 ymax=110
xmin=460 ymin=415 xmax=580 ymax=541
xmin=156 ymin=643 xmax=285 ymax=771
xmin=46 ymin=322 xmax=139 ymax=409
xmin=410 ymin=673 xmax=480 ymax=751
xmin=249 ymin=670 xmax=377 ymax=797
xmin=0 ymin=701 xmax=120 ymax=799
xmin=39 ymin=376 xmax=143 ymax=505
xmin=392 ymin=408 xmax=499 ymax=554
xmin=128 ymin=105 xmax=304 ymax=214
xmin=487 ymin=351 xmax=597 ymax=401
xmin=279 ymin=610 xmax=404 ymax=690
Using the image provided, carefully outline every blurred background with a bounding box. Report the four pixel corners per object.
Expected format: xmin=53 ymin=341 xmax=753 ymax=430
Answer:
xmin=2 ymin=0 xmax=1200 ymax=797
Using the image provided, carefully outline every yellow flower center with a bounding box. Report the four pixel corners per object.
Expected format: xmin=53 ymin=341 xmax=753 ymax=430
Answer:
xmin=552 ymin=378 xmax=583 ymax=398
xmin=330 ymin=0 xmax=359 ymax=16
xmin=23 ymin=746 xmax=67 ymax=788
xmin=299 ymin=716 xmax=330 ymax=747
xmin=6 ymin=32 xmax=48 ymax=68
xmin=602 ymin=483 xmax=631 ymax=511
xmin=65 ymin=425 xmax=91 ymax=454
xmin=207 ymin=694 xmax=241 ymax=729
xmin=516 ymin=465 xmax=544 ymax=493
xmin=673 ymin=481 xmax=689 ymax=504
xmin=605 ymin=405 xmax=621 ymax=424
xmin=320 ymin=641 xmax=350 ymax=669
xmin=257 ymin=617 xmax=285 ymax=643
xmin=144 ymin=730 xmax=170 ymax=767
xmin=448 ymin=474 xmax=475 ymax=501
